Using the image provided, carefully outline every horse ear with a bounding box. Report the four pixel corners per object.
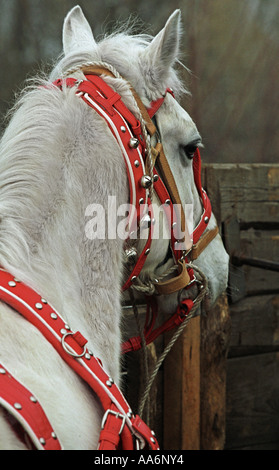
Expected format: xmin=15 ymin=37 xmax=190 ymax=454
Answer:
xmin=63 ymin=6 xmax=97 ymax=55
xmin=143 ymin=10 xmax=182 ymax=78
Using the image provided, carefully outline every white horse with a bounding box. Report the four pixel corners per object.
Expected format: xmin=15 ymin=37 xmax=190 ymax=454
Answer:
xmin=0 ymin=6 xmax=229 ymax=450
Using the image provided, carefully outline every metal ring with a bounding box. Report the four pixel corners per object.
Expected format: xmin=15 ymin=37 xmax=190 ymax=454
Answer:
xmin=61 ymin=332 xmax=86 ymax=358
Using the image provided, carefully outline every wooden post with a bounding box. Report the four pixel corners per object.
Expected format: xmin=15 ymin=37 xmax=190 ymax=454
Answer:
xmin=163 ymin=164 xmax=232 ymax=450
xmin=163 ymin=316 xmax=201 ymax=450
xmin=200 ymin=294 xmax=231 ymax=450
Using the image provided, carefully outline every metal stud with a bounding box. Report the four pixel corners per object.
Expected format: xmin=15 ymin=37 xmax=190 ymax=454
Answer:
xmin=150 ymin=437 xmax=156 ymax=444
xmin=140 ymin=214 xmax=152 ymax=229
xmin=60 ymin=328 xmax=67 ymax=335
xmin=120 ymin=126 xmax=126 ymax=133
xmin=141 ymin=175 xmax=152 ymax=189
xmin=30 ymin=396 xmax=37 ymax=403
xmin=165 ymin=199 xmax=171 ymax=206
xmin=51 ymin=432 xmax=57 ymax=440
xmin=8 ymin=281 xmax=16 ymax=287
xmin=204 ymin=216 xmax=209 ymax=224
xmin=88 ymin=350 xmax=94 ymax=356
xmin=106 ymin=377 xmax=114 ymax=387
xmin=131 ymin=276 xmax=137 ymax=283
xmin=50 ymin=313 xmax=58 ymax=320
xmin=134 ymin=160 xmax=140 ymax=168
xmin=139 ymin=198 xmax=145 ymax=205
xmin=0 ymin=368 xmax=6 ymax=374
xmin=85 ymin=353 xmax=91 ymax=360
xmin=40 ymin=438 xmax=46 ymax=446
xmin=129 ymin=138 xmax=140 ymax=149
xmin=35 ymin=303 xmax=43 ymax=310
xmin=145 ymin=248 xmax=150 ymax=256
xmin=64 ymin=324 xmax=71 ymax=330
xmin=154 ymin=174 xmax=159 ymax=182
xmin=14 ymin=403 xmax=22 ymax=410
xmin=41 ymin=298 xmax=48 ymax=304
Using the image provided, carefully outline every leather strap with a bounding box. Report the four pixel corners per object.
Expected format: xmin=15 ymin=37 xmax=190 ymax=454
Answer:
xmin=155 ymin=143 xmax=191 ymax=250
xmin=155 ymin=259 xmax=191 ymax=295
xmin=191 ymin=226 xmax=219 ymax=261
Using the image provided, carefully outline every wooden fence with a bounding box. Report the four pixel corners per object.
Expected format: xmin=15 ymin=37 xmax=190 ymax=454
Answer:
xmin=123 ymin=163 xmax=279 ymax=450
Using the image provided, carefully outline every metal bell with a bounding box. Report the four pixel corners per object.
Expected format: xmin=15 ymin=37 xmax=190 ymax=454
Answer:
xmin=129 ymin=138 xmax=140 ymax=149
xmin=141 ymin=175 xmax=152 ymax=189
xmin=140 ymin=214 xmax=152 ymax=229
xmin=124 ymin=248 xmax=138 ymax=264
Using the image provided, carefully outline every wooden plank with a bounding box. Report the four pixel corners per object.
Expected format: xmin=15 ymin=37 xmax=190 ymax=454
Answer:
xmin=223 ymin=218 xmax=279 ymax=299
xmin=202 ymin=164 xmax=279 ymax=450
xmin=226 ymin=351 xmax=279 ymax=449
xmin=226 ymin=294 xmax=279 ymax=449
xmin=228 ymin=294 xmax=279 ymax=356
xmin=163 ymin=316 xmax=201 ymax=450
xmin=202 ymin=163 xmax=279 ymax=225
xmin=240 ymin=228 xmax=279 ymax=294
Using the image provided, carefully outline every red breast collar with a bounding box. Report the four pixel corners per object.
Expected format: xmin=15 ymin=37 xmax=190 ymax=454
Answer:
xmin=0 ymin=269 xmax=159 ymax=450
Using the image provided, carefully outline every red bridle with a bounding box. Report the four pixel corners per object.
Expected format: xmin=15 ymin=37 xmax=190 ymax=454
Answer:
xmin=0 ymin=70 xmax=218 ymax=450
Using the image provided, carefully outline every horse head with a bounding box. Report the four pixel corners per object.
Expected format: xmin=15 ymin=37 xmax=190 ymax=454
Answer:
xmin=58 ymin=6 xmax=229 ymax=314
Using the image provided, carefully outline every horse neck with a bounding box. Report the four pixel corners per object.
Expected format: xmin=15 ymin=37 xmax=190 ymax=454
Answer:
xmin=0 ymin=83 xmax=128 ymax=378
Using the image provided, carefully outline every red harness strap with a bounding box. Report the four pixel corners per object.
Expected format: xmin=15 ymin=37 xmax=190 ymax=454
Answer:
xmin=53 ymin=76 xmax=154 ymax=292
xmin=0 ymin=270 xmax=159 ymax=450
xmin=0 ymin=364 xmax=62 ymax=450
xmin=52 ymin=75 xmax=214 ymax=355
xmin=148 ymin=88 xmax=175 ymax=118
xmin=122 ymin=298 xmax=194 ymax=354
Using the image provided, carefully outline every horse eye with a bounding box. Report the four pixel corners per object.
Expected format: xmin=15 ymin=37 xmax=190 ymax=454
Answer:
xmin=184 ymin=144 xmax=198 ymax=160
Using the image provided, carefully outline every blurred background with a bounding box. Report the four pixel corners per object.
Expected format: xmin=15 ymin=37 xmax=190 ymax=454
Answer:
xmin=0 ymin=0 xmax=278 ymax=164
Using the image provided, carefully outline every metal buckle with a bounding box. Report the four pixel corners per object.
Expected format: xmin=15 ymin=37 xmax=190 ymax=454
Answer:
xmin=61 ymin=332 xmax=87 ymax=358
xmin=101 ymin=409 xmax=126 ymax=435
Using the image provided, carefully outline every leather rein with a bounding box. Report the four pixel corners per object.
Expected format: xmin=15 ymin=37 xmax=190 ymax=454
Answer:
xmin=0 ymin=65 xmax=218 ymax=450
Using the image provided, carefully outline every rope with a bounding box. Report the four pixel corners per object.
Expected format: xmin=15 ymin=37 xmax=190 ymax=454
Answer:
xmin=131 ymin=260 xmax=186 ymax=295
xmin=137 ymin=263 xmax=208 ymax=419
xmin=128 ymin=290 xmax=150 ymax=423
